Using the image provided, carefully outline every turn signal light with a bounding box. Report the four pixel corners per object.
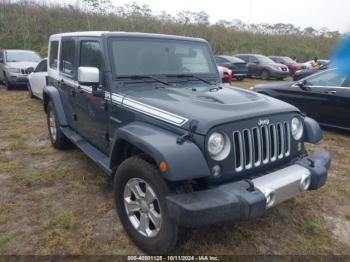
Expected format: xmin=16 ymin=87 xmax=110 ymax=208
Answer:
xmin=159 ymin=161 xmax=168 ymax=172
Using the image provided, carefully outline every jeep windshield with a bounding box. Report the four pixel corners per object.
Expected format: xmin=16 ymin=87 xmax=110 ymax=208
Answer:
xmin=109 ymin=38 xmax=218 ymax=78
xmin=6 ymin=50 xmax=41 ymax=63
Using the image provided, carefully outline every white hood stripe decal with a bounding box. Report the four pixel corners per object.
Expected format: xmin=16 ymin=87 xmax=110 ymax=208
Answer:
xmin=105 ymin=91 xmax=188 ymax=126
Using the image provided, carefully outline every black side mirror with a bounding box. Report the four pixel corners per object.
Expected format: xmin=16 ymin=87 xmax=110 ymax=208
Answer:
xmin=297 ymin=80 xmax=311 ymax=91
xmin=92 ymin=84 xmax=105 ymax=98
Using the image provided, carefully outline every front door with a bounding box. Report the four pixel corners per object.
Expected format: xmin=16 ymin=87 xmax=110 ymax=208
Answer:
xmin=301 ymin=70 xmax=348 ymax=128
xmin=75 ymin=38 xmax=109 ymax=153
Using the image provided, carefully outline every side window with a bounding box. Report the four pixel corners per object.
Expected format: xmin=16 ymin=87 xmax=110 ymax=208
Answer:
xmin=250 ymin=56 xmax=259 ymax=64
xmin=237 ymin=56 xmax=248 ymax=62
xmin=79 ymin=41 xmax=102 ymax=70
xmin=60 ymin=39 xmax=76 ymax=77
xmin=307 ymin=70 xmax=346 ymax=87
xmin=49 ymin=41 xmax=59 ymax=69
xmin=215 ymin=57 xmax=226 ymax=63
xmin=35 ymin=60 xmax=47 ymax=73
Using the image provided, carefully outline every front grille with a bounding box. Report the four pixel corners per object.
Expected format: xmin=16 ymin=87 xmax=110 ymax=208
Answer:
xmin=233 ymin=122 xmax=291 ymax=172
xmin=281 ymin=67 xmax=287 ymax=71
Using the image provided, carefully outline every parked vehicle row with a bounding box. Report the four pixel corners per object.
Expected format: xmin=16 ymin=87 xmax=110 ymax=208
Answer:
xmin=214 ymin=53 xmax=330 ymax=81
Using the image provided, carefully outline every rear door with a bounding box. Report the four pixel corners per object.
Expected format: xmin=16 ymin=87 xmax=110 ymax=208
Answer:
xmin=236 ymin=55 xmax=252 ymax=75
xmin=75 ymin=37 xmax=109 ymax=153
xmin=59 ymin=37 xmax=79 ymax=129
xmin=249 ymin=56 xmax=261 ymax=76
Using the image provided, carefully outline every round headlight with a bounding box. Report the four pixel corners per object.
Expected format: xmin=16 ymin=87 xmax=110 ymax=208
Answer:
xmin=291 ymin=117 xmax=303 ymax=140
xmin=208 ymin=132 xmax=225 ymax=156
xmin=208 ymin=132 xmax=231 ymax=160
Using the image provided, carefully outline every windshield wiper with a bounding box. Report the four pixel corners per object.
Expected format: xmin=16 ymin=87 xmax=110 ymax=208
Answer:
xmin=116 ymin=75 xmax=170 ymax=86
xmin=165 ymin=74 xmax=212 ymax=85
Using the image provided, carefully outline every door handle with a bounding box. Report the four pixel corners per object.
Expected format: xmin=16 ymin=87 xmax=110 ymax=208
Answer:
xmin=325 ymin=90 xmax=337 ymax=94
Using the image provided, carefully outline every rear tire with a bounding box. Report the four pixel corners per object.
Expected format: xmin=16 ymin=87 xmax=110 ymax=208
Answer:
xmin=114 ymin=157 xmax=180 ymax=255
xmin=46 ymin=102 xmax=72 ymax=150
xmin=261 ymin=70 xmax=270 ymax=80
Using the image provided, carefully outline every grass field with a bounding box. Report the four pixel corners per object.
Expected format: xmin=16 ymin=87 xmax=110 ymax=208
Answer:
xmin=0 ymin=80 xmax=349 ymax=255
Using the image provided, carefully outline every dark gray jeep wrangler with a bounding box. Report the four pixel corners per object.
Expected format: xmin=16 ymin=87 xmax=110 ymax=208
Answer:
xmin=43 ymin=31 xmax=331 ymax=254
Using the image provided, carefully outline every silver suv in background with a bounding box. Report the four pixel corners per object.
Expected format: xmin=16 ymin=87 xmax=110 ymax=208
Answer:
xmin=0 ymin=49 xmax=42 ymax=89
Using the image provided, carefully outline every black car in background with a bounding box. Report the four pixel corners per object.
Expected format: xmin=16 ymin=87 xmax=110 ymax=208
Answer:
xmin=251 ymin=69 xmax=350 ymax=131
xmin=293 ymin=62 xmax=332 ymax=81
xmin=235 ymin=54 xmax=289 ymax=80
xmin=214 ymin=55 xmax=248 ymax=81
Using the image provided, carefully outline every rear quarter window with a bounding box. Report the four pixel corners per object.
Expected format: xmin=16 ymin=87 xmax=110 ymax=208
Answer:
xmin=60 ymin=39 xmax=76 ymax=77
xmin=49 ymin=41 xmax=59 ymax=69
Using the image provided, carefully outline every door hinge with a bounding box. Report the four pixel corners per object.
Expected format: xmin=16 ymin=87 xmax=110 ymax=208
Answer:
xmin=73 ymin=114 xmax=77 ymax=121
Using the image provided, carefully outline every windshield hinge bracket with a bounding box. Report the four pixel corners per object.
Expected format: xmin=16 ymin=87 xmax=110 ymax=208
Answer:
xmin=176 ymin=120 xmax=198 ymax=145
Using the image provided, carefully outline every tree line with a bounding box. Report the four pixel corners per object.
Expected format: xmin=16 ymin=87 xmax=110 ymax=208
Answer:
xmin=0 ymin=0 xmax=342 ymax=61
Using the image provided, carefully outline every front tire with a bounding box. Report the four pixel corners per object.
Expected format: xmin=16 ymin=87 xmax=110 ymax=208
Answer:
xmin=46 ymin=102 xmax=72 ymax=150
xmin=114 ymin=157 xmax=179 ymax=255
xmin=261 ymin=70 xmax=270 ymax=80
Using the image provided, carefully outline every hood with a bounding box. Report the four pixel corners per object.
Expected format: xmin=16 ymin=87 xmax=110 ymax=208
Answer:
xmin=6 ymin=61 xmax=38 ymax=69
xmin=274 ymin=63 xmax=289 ymax=69
xmin=115 ymin=83 xmax=299 ymax=134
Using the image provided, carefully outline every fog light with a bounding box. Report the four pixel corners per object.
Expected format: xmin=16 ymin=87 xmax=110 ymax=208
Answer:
xmin=264 ymin=189 xmax=275 ymax=208
xmin=299 ymin=174 xmax=311 ymax=191
xmin=212 ymin=165 xmax=221 ymax=177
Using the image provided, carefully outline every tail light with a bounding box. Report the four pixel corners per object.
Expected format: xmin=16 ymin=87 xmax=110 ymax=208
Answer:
xmin=223 ymin=71 xmax=232 ymax=85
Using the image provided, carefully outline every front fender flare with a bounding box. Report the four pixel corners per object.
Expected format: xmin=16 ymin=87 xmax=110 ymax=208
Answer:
xmin=110 ymin=122 xmax=211 ymax=181
xmin=43 ymin=85 xmax=68 ymax=126
xmin=304 ymin=117 xmax=323 ymax=144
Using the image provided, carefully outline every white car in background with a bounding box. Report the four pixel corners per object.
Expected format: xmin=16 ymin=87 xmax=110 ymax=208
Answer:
xmin=27 ymin=58 xmax=47 ymax=99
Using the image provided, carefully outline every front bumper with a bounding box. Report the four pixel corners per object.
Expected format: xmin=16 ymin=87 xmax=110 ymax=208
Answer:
xmin=7 ymin=73 xmax=28 ymax=84
xmin=270 ymin=70 xmax=290 ymax=78
xmin=166 ymin=148 xmax=331 ymax=227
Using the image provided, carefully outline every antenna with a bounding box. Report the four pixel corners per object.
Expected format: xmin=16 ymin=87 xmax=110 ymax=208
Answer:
xmin=248 ymin=0 xmax=252 ymax=24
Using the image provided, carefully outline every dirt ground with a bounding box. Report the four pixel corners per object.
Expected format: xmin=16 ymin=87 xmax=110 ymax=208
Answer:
xmin=0 ymin=80 xmax=349 ymax=255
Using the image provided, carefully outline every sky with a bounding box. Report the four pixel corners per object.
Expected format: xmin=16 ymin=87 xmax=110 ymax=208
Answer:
xmin=105 ymin=0 xmax=350 ymax=33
